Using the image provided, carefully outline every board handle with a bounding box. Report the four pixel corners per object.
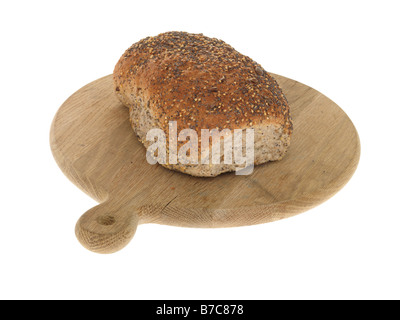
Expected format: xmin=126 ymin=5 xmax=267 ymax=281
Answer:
xmin=75 ymin=201 xmax=139 ymax=254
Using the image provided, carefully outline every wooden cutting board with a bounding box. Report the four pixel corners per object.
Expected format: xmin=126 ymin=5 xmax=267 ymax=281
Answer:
xmin=50 ymin=74 xmax=360 ymax=254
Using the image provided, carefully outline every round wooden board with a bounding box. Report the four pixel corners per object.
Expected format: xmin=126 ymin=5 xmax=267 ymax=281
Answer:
xmin=50 ymin=74 xmax=360 ymax=253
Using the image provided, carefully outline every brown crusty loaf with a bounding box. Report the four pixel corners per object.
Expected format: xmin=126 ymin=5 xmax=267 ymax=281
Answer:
xmin=113 ymin=31 xmax=293 ymax=177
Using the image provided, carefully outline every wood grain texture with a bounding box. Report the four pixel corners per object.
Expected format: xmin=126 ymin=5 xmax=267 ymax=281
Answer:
xmin=50 ymin=74 xmax=360 ymax=254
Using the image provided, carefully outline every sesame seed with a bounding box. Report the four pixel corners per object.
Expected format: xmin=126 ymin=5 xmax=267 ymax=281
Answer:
xmin=115 ymin=31 xmax=292 ymax=138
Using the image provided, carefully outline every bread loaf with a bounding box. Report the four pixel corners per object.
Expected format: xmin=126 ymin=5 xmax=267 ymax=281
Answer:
xmin=113 ymin=31 xmax=293 ymax=177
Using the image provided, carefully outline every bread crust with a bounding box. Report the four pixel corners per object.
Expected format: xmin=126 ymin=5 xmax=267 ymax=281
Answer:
xmin=113 ymin=31 xmax=293 ymax=176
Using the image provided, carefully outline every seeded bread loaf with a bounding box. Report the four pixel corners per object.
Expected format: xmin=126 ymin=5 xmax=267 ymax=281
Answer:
xmin=113 ymin=31 xmax=293 ymax=177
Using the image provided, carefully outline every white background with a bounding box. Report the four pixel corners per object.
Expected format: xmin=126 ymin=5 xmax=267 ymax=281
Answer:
xmin=1 ymin=0 xmax=399 ymax=300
